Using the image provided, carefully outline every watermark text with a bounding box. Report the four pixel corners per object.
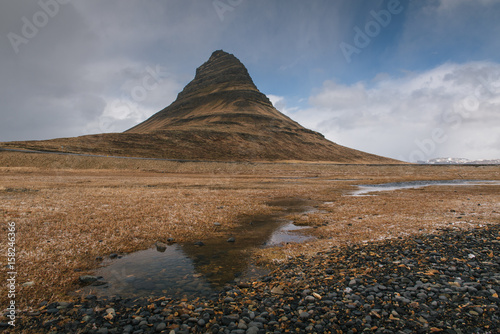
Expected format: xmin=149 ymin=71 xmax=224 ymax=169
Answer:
xmin=339 ymin=0 xmax=403 ymax=63
xmin=7 ymin=0 xmax=71 ymax=54
xmin=6 ymin=222 xmax=17 ymax=327
xmin=213 ymin=0 xmax=243 ymax=22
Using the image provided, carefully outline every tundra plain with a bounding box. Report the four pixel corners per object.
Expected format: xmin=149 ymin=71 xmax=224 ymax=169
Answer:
xmin=0 ymin=150 xmax=499 ymax=311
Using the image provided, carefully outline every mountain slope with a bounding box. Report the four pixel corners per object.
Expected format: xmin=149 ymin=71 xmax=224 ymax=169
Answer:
xmin=0 ymin=50 xmax=399 ymax=163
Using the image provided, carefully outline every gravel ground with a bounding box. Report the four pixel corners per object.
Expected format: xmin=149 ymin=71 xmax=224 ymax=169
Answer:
xmin=8 ymin=224 xmax=500 ymax=334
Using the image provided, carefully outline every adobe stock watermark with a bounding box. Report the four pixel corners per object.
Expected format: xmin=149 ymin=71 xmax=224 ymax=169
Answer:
xmin=7 ymin=0 xmax=71 ymax=54
xmin=400 ymin=76 xmax=500 ymax=162
xmin=213 ymin=0 xmax=243 ymax=22
xmin=100 ymin=65 xmax=166 ymax=132
xmin=5 ymin=222 xmax=17 ymax=327
xmin=339 ymin=0 xmax=403 ymax=64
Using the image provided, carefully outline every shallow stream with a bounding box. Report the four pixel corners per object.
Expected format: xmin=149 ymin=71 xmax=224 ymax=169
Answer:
xmin=351 ymin=179 xmax=500 ymax=196
xmin=78 ymin=199 xmax=316 ymax=299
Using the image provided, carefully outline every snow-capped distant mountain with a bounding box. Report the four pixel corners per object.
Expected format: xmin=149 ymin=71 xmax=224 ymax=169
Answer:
xmin=419 ymin=157 xmax=500 ymax=165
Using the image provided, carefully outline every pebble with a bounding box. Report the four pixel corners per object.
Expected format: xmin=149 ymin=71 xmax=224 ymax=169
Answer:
xmin=246 ymin=327 xmax=259 ymax=334
xmin=156 ymin=322 xmax=166 ymax=331
xmin=78 ymin=275 xmax=99 ymax=284
xmin=13 ymin=225 xmax=500 ymax=333
xmin=299 ymin=311 xmax=310 ymax=320
xmin=155 ymin=241 xmax=167 ymax=252
xmin=238 ymin=319 xmax=247 ymax=329
xmin=304 ymin=295 xmax=315 ymax=303
xmin=270 ymin=286 xmax=284 ymax=295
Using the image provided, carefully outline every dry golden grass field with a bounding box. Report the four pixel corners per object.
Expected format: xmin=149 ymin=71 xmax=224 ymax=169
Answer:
xmin=0 ymin=151 xmax=499 ymax=311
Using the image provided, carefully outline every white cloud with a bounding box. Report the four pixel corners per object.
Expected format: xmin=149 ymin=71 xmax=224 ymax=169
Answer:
xmin=285 ymin=61 xmax=500 ymax=162
xmin=268 ymin=94 xmax=301 ymax=117
xmin=83 ymin=62 xmax=183 ymax=134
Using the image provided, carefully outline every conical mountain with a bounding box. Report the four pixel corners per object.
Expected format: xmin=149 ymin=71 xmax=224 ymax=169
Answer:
xmin=122 ymin=50 xmax=394 ymax=162
xmin=0 ymin=50 xmax=398 ymax=163
xmin=126 ymin=50 xmax=304 ymax=135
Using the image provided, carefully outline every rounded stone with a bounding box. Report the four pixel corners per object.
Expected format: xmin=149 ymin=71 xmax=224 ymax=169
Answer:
xmin=156 ymin=322 xmax=167 ymax=332
xmin=299 ymin=312 xmax=310 ymax=320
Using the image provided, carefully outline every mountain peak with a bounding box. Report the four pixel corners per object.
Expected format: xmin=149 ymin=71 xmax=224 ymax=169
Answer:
xmin=126 ymin=50 xmax=285 ymax=133
xmin=206 ymin=49 xmax=237 ymax=64
xmin=177 ymin=49 xmax=260 ymax=102
xmin=210 ymin=49 xmax=230 ymax=58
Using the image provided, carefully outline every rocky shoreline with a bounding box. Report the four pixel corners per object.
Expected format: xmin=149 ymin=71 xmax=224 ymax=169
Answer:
xmin=9 ymin=225 xmax=500 ymax=334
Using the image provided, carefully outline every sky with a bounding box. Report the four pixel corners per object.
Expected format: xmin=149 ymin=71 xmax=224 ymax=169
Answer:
xmin=1 ymin=0 xmax=500 ymax=162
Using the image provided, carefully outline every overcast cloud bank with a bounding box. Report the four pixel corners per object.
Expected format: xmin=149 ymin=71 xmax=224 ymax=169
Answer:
xmin=273 ymin=62 xmax=500 ymax=161
xmin=1 ymin=0 xmax=499 ymax=162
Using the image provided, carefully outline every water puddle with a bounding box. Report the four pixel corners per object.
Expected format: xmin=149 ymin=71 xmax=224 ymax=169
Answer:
xmin=351 ymin=179 xmax=500 ymax=196
xmin=77 ymin=198 xmax=316 ymax=299
xmin=265 ymin=222 xmax=312 ymax=246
